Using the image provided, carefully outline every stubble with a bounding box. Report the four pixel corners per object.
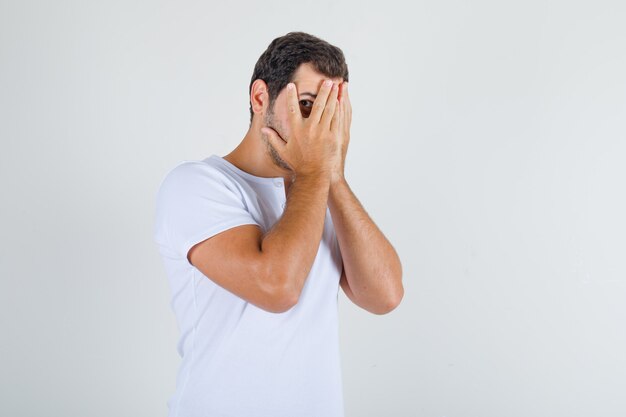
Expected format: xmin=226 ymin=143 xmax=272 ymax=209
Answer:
xmin=262 ymin=104 xmax=292 ymax=172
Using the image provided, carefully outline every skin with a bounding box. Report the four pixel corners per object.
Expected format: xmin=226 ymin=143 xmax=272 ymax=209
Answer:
xmin=223 ymin=62 xmax=404 ymax=314
xmin=224 ymin=62 xmax=345 ymax=194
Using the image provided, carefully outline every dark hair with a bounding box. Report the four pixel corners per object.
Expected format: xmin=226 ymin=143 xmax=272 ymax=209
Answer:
xmin=248 ymin=31 xmax=349 ymax=124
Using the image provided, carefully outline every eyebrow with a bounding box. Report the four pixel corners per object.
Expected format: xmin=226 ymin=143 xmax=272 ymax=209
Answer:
xmin=299 ymin=92 xmax=317 ymax=99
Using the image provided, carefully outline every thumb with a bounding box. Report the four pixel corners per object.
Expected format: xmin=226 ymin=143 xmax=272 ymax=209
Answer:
xmin=261 ymin=127 xmax=287 ymax=154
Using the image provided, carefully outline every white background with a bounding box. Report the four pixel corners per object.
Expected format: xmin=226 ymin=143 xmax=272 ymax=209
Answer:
xmin=1 ymin=0 xmax=625 ymax=416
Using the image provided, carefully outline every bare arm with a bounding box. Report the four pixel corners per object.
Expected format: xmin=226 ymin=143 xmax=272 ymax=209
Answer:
xmin=260 ymin=174 xmax=330 ymax=305
xmin=189 ymin=78 xmax=342 ymax=314
xmin=189 ymin=175 xmax=330 ymax=313
xmin=329 ymin=177 xmax=403 ymax=314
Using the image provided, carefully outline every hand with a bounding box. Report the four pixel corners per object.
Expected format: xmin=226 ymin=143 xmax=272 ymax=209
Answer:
xmin=330 ymin=81 xmax=352 ymax=184
xmin=261 ymin=79 xmax=342 ymax=180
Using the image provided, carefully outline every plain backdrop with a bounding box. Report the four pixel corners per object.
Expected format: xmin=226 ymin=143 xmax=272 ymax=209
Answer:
xmin=1 ymin=1 xmax=625 ymax=416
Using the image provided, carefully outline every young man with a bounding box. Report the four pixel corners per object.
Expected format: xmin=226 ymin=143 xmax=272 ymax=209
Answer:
xmin=153 ymin=31 xmax=403 ymax=417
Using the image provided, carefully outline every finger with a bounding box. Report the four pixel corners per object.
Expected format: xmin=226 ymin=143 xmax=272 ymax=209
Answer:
xmin=308 ymin=79 xmax=334 ymax=125
xmin=343 ymin=82 xmax=352 ymax=126
xmin=261 ymin=126 xmax=287 ymax=153
xmin=337 ymin=82 xmax=343 ymax=102
xmin=331 ymin=90 xmax=343 ymax=134
xmin=338 ymin=81 xmax=347 ymax=103
xmin=320 ymin=82 xmax=339 ymax=128
xmin=285 ymin=82 xmax=302 ymax=129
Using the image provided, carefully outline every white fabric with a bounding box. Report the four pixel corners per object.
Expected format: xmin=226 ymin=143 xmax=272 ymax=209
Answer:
xmin=153 ymin=154 xmax=345 ymax=417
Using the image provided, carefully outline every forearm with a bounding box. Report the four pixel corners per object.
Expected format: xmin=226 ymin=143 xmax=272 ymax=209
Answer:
xmin=328 ymin=178 xmax=403 ymax=310
xmin=261 ymin=174 xmax=331 ymax=300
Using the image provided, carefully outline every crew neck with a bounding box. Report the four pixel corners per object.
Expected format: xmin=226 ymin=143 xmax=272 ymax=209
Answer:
xmin=207 ymin=154 xmax=285 ymax=185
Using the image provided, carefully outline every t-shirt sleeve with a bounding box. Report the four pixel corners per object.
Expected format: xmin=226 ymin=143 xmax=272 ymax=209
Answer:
xmin=153 ymin=161 xmax=261 ymax=262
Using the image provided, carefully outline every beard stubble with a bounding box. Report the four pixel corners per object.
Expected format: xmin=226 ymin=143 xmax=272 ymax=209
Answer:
xmin=262 ymin=104 xmax=293 ymax=172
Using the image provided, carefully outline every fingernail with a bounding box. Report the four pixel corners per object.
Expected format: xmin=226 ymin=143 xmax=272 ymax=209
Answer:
xmin=324 ymin=79 xmax=332 ymax=86
xmin=287 ymin=83 xmax=294 ymax=90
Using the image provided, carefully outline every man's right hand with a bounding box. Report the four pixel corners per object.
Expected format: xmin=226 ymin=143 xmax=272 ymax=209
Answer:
xmin=261 ymin=79 xmax=342 ymax=179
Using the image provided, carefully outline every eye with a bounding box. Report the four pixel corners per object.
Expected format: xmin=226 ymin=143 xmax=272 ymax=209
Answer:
xmin=299 ymin=100 xmax=313 ymax=117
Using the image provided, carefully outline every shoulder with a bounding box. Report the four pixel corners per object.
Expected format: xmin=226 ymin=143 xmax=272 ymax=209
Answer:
xmin=159 ymin=158 xmax=223 ymax=184
xmin=156 ymin=158 xmax=237 ymax=196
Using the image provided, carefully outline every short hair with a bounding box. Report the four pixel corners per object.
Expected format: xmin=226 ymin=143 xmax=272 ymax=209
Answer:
xmin=248 ymin=31 xmax=349 ymax=124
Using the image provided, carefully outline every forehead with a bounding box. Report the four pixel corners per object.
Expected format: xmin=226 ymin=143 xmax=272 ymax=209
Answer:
xmin=292 ymin=62 xmax=343 ymax=92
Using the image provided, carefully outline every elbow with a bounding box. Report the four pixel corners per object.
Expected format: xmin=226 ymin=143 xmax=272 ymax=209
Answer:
xmin=266 ymin=262 xmax=307 ymax=313
xmin=262 ymin=268 xmax=300 ymax=314
xmin=389 ymin=273 xmax=405 ymax=311
xmin=254 ymin=286 xmax=297 ymax=314
xmin=273 ymin=271 xmax=303 ymax=312
xmin=388 ymin=287 xmax=404 ymax=313
xmin=372 ymin=276 xmax=404 ymax=315
xmin=383 ymin=263 xmax=404 ymax=313
xmin=371 ymin=295 xmax=402 ymax=315
xmin=270 ymin=287 xmax=299 ymax=313
xmin=257 ymin=250 xmax=304 ymax=313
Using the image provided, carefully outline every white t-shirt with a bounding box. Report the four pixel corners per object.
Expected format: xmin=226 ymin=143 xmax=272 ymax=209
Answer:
xmin=153 ymin=154 xmax=345 ymax=417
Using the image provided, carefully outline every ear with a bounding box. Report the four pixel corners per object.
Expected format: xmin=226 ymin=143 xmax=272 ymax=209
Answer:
xmin=250 ymin=79 xmax=269 ymax=116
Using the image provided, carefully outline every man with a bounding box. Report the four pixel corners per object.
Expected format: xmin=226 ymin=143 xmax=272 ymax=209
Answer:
xmin=153 ymin=31 xmax=403 ymax=417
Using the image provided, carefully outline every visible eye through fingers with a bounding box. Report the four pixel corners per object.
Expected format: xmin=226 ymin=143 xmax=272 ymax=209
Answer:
xmin=299 ymin=99 xmax=313 ymax=118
